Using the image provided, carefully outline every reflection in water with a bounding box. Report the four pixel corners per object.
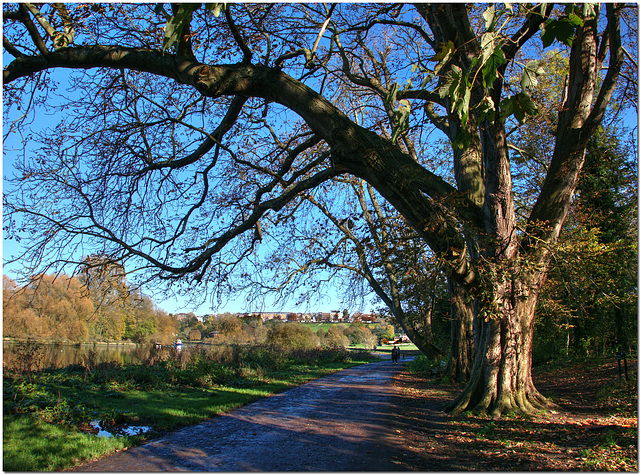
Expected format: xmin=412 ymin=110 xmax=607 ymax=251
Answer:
xmin=2 ymin=340 xmax=211 ymax=371
xmin=90 ymin=420 xmax=152 ymax=438
xmin=2 ymin=341 xmax=150 ymax=371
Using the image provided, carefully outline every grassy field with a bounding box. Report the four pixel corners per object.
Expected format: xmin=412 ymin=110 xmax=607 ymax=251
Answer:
xmin=3 ymin=345 xmax=377 ymax=471
xmin=373 ymin=343 xmax=419 ymax=352
xmin=300 ymin=322 xmax=357 ymax=333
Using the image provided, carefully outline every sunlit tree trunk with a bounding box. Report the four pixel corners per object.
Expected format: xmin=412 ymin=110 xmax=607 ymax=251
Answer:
xmin=448 ymin=270 xmax=554 ymax=416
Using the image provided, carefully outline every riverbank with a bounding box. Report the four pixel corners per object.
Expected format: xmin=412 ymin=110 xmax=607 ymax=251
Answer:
xmin=3 ymin=344 xmax=378 ymax=471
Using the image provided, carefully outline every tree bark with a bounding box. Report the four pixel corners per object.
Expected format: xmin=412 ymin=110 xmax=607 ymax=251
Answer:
xmin=445 ymin=278 xmax=474 ymax=383
xmin=447 ymin=271 xmax=555 ymax=417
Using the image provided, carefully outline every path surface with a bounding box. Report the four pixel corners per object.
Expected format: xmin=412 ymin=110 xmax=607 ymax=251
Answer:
xmin=73 ymin=360 xmax=411 ymax=471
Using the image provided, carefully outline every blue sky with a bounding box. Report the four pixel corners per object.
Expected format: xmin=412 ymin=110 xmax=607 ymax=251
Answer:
xmin=1 ymin=48 xmax=381 ymax=317
xmin=2 ymin=25 xmax=393 ymax=317
xmin=2 ymin=224 xmax=364 ymax=317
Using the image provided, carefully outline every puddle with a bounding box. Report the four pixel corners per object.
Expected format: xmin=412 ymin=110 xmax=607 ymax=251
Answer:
xmin=90 ymin=420 xmax=152 ymax=438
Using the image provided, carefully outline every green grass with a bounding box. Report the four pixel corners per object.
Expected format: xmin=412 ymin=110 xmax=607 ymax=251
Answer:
xmin=384 ymin=343 xmax=419 ymax=351
xmin=350 ymin=342 xmax=419 ymax=352
xmin=3 ymin=347 xmax=377 ymax=471
xmin=301 ymin=322 xmax=352 ymax=333
xmin=578 ymin=428 xmax=638 ymax=471
xmin=3 ymin=414 xmax=132 ymax=471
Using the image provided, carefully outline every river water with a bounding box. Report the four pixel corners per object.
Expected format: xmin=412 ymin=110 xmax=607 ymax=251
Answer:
xmin=2 ymin=340 xmax=188 ymax=371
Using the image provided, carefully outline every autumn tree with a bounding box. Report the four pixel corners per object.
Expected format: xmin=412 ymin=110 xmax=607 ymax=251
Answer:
xmin=121 ymin=292 xmax=158 ymax=342
xmin=344 ymin=323 xmax=377 ymax=349
xmin=504 ymin=46 xmax=637 ymax=360
xmin=3 ymin=3 xmax=635 ymax=415
xmin=265 ymin=323 xmax=318 ymax=350
xmin=3 ymin=274 xmax=93 ymax=342
xmin=3 ymin=272 xmax=177 ymax=343
xmin=154 ymin=308 xmax=181 ymax=345
xmin=78 ymin=254 xmax=129 ymax=340
xmin=324 ymin=324 xmax=350 ymax=349
xmin=3 ymin=275 xmax=41 ymax=339
xmin=214 ymin=314 xmax=243 ymax=340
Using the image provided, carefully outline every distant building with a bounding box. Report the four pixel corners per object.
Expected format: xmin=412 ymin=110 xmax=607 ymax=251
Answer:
xmin=174 ymin=312 xmax=195 ymax=321
xmin=222 ymin=310 xmax=363 ymax=323
xmin=352 ymin=312 xmax=376 ymax=323
xmin=237 ymin=311 xmax=288 ymax=321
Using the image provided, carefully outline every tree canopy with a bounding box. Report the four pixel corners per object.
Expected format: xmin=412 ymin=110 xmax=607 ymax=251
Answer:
xmin=3 ymin=2 xmax=636 ymax=416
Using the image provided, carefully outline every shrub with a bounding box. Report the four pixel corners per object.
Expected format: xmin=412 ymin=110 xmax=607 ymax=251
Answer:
xmin=12 ymin=340 xmax=45 ymax=380
xmin=266 ymin=324 xmax=318 ymax=350
xmin=322 ymin=332 xmax=350 ymax=350
xmin=405 ymin=355 xmax=434 ymax=374
xmin=243 ymin=344 xmax=291 ymax=371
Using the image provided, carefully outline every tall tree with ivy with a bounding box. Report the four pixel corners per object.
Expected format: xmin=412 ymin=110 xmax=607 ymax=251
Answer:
xmin=3 ymin=3 xmax=635 ymax=416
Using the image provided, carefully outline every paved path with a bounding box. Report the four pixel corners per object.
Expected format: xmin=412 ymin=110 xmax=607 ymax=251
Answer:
xmin=73 ymin=360 xmax=411 ymax=471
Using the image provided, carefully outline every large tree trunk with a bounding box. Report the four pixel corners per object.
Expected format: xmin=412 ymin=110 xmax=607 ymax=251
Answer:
xmin=445 ymin=104 xmax=550 ymax=415
xmin=445 ymin=278 xmax=474 ymax=383
xmin=447 ymin=271 xmax=555 ymax=417
xmin=394 ymin=308 xmax=442 ymax=359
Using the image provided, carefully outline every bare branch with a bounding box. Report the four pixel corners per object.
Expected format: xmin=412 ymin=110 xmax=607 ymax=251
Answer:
xmin=225 ymin=5 xmax=252 ymax=64
xmin=17 ymin=3 xmax=50 ymax=56
xmin=3 ymin=36 xmax=25 ymax=58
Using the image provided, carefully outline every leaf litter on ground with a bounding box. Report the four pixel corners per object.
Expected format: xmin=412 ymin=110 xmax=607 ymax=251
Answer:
xmin=391 ymin=358 xmax=637 ymax=471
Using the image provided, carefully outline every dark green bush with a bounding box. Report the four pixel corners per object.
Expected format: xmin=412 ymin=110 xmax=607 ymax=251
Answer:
xmin=405 ymin=355 xmax=434 ymax=373
xmin=242 ymin=345 xmax=291 ymax=371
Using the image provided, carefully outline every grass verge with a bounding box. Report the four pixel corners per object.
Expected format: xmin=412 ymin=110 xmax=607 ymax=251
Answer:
xmin=3 ymin=414 xmax=133 ymax=471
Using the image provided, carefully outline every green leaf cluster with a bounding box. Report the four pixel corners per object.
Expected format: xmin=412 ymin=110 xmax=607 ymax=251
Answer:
xmin=480 ymin=32 xmax=506 ymax=87
xmin=540 ymin=4 xmax=595 ymax=48
xmin=385 ymin=85 xmax=412 ymax=144
xmin=432 ymin=6 xmax=545 ymax=146
xmin=161 ymin=4 xmax=201 ymax=52
xmin=500 ymin=92 xmax=538 ymax=124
